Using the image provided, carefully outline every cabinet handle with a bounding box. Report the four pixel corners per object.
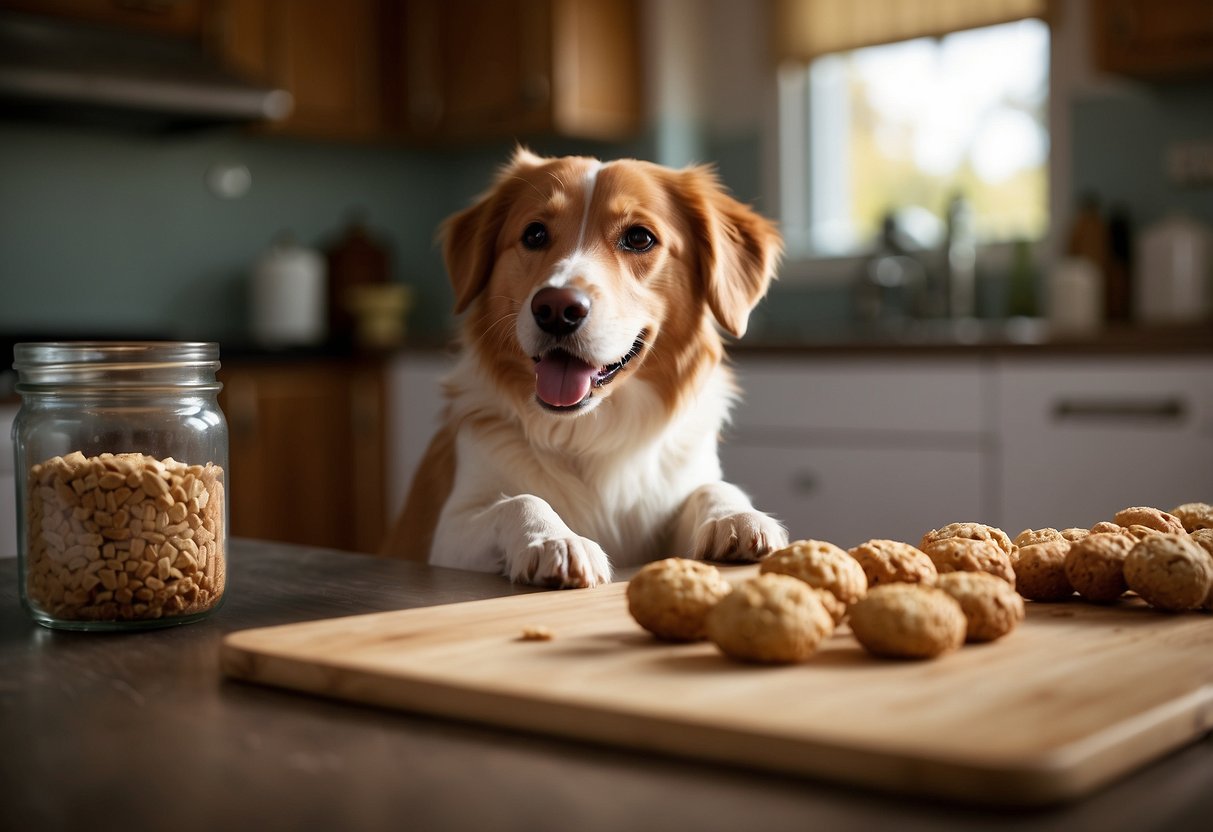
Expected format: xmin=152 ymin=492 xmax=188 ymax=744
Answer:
xmin=1052 ymin=397 xmax=1186 ymax=423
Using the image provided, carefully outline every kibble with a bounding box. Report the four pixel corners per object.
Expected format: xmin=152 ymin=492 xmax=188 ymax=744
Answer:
xmin=24 ymin=451 xmax=226 ymax=623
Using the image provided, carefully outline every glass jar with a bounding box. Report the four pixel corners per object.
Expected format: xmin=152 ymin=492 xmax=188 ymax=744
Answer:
xmin=12 ymin=342 xmax=228 ymax=631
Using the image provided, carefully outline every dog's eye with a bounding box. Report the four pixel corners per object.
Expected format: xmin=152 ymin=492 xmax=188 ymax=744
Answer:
xmin=522 ymin=222 xmax=549 ymax=250
xmin=621 ymin=225 xmax=656 ymax=252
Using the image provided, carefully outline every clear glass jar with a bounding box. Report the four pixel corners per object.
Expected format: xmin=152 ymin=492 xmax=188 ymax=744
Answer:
xmin=12 ymin=342 xmax=228 ymax=631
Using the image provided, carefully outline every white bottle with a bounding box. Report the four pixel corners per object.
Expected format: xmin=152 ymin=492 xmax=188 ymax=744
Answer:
xmin=1134 ymin=214 xmax=1212 ymax=324
xmin=250 ymin=234 xmax=328 ymax=347
xmin=1048 ymin=256 xmax=1103 ymax=336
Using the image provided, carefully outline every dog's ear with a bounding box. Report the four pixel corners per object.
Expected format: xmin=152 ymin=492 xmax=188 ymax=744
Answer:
xmin=675 ymin=166 xmax=782 ymax=338
xmin=442 ymin=147 xmax=543 ymax=314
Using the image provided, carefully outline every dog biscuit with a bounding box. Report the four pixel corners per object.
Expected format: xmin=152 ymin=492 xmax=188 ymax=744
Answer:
xmin=760 ymin=539 xmax=867 ymax=623
xmin=626 ymin=558 xmax=732 ymax=642
xmin=1063 ymin=532 xmax=1134 ymax=603
xmin=848 ymin=584 xmax=966 ymax=659
xmin=1124 ymin=533 xmax=1213 ymax=612
xmin=1012 ymin=527 xmax=1090 ymax=550
xmin=1111 ymin=506 xmax=1186 ymax=536
xmin=1170 ymin=502 xmax=1213 ymax=533
xmin=920 ymin=537 xmax=1016 ymax=587
xmin=1013 ymin=539 xmax=1074 ymax=602
xmin=847 ymin=539 xmax=937 ymax=587
xmin=705 ymin=573 xmax=834 ymax=663
xmin=1191 ymin=530 xmax=1213 ymax=610
xmin=920 ymin=522 xmax=1017 ymax=564
xmin=934 ymin=571 xmax=1025 ymax=642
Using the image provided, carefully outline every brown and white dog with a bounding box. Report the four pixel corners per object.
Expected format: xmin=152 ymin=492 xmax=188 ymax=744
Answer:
xmin=381 ymin=148 xmax=787 ymax=587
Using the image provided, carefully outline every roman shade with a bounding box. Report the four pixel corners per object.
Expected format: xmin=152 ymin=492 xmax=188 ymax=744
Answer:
xmin=774 ymin=0 xmax=1049 ymax=60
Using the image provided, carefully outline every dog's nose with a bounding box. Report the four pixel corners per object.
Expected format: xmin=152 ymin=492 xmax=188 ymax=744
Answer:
xmin=531 ymin=286 xmax=590 ymax=336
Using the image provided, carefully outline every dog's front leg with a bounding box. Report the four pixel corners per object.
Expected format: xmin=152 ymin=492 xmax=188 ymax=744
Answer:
xmin=436 ymin=495 xmax=612 ymax=588
xmin=673 ymin=482 xmax=788 ymax=563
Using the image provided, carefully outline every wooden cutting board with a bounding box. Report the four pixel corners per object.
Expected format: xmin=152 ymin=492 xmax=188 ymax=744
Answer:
xmin=220 ymin=566 xmax=1213 ymax=806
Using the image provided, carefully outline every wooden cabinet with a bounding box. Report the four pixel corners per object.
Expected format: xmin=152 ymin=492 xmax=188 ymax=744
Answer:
xmin=218 ymin=358 xmax=387 ymax=554
xmin=1091 ymin=0 xmax=1213 ymax=79
xmin=996 ymin=356 xmax=1213 ymax=531
xmin=720 ymin=357 xmax=992 ymax=547
xmin=208 ymin=0 xmax=381 ymax=140
xmin=0 ymin=0 xmax=204 ymax=35
xmin=385 ymin=0 xmax=643 ymax=142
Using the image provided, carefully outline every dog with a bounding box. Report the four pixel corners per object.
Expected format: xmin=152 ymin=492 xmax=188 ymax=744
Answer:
xmin=381 ymin=148 xmax=787 ymax=587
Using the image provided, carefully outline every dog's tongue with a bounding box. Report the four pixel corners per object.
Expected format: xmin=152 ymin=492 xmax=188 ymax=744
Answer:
xmin=534 ymin=351 xmax=596 ymax=408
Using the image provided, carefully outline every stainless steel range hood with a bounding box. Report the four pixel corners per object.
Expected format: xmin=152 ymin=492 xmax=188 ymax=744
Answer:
xmin=0 ymin=13 xmax=292 ymax=126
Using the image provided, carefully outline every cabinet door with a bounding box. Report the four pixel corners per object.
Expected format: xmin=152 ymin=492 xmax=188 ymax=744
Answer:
xmin=391 ymin=0 xmax=640 ymax=141
xmin=720 ymin=441 xmax=986 ymax=549
xmin=220 ymin=361 xmax=385 ymax=553
xmin=997 ymin=357 xmax=1213 ymax=532
xmin=1092 ymin=0 xmax=1213 ymax=78
xmin=211 ymin=0 xmax=380 ymax=139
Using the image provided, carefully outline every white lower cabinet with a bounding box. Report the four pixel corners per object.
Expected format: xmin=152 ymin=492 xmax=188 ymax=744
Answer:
xmin=996 ymin=356 xmax=1213 ymax=533
xmin=723 ymin=352 xmax=1213 ymax=549
xmin=720 ymin=441 xmax=986 ymax=548
xmin=723 ymin=356 xmax=991 ymax=547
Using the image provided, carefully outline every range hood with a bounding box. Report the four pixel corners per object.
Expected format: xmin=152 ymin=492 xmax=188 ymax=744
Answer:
xmin=0 ymin=13 xmax=292 ymax=126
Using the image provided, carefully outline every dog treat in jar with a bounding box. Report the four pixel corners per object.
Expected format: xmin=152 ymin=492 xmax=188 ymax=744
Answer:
xmin=12 ymin=342 xmax=229 ymax=631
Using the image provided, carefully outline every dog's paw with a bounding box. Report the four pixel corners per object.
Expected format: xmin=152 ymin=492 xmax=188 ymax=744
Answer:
xmin=510 ymin=536 xmax=612 ymax=589
xmin=693 ymin=512 xmax=788 ymax=563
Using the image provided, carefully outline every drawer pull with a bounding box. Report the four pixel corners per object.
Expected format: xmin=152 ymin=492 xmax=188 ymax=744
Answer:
xmin=1052 ymin=398 xmax=1186 ymax=423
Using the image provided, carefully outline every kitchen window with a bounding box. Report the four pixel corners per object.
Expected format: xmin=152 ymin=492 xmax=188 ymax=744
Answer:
xmin=775 ymin=2 xmax=1050 ymax=260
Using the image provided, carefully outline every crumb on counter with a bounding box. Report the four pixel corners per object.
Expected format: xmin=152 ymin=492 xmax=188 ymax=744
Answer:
xmin=520 ymin=625 xmax=554 ymax=641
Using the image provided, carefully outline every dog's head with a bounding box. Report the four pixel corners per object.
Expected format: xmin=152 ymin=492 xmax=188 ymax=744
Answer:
xmin=443 ymin=148 xmax=781 ymax=416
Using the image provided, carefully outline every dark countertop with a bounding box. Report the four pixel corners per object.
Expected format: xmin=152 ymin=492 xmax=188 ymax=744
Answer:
xmin=2 ymin=539 xmax=1212 ymax=832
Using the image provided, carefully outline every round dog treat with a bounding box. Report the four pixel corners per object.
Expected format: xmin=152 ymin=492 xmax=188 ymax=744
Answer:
xmin=1124 ymin=533 xmax=1213 ymax=612
xmin=808 ymin=587 xmax=848 ymax=625
xmin=705 ymin=573 xmax=834 ymax=663
xmin=1191 ymin=528 xmax=1213 ymax=559
xmin=1112 ymin=506 xmax=1186 ymax=536
xmin=934 ymin=571 xmax=1025 ymax=642
xmin=1063 ymin=532 xmax=1134 ymax=603
xmin=1196 ymin=531 xmax=1213 ymax=610
xmin=1090 ymin=521 xmax=1125 ymax=536
xmin=848 ymin=584 xmax=966 ymax=660
xmin=920 ymin=522 xmax=1017 ymax=564
xmin=921 ymin=537 xmax=1016 ymax=587
xmin=1061 ymin=528 xmax=1091 ymax=542
xmin=1014 ymin=539 xmax=1074 ymax=602
xmin=1170 ymin=502 xmax=1213 ymax=533
xmin=760 ymin=539 xmax=868 ymax=617
xmin=626 ymin=558 xmax=732 ymax=642
xmin=848 ymin=539 xmax=937 ymax=587
xmin=1014 ymin=528 xmax=1061 ymax=548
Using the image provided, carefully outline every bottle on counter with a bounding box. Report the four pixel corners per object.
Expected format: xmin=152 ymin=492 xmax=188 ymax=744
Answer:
xmin=943 ymin=193 xmax=977 ymax=319
xmin=1006 ymin=238 xmax=1039 ymax=318
xmin=854 ymin=212 xmax=927 ymax=323
xmin=325 ymin=212 xmax=392 ymax=347
xmin=250 ymin=233 xmax=327 ymax=348
xmin=1106 ymin=205 xmax=1133 ymax=322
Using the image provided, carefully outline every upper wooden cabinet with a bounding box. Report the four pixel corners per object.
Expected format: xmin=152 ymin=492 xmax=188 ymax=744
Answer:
xmin=1091 ymin=0 xmax=1213 ymax=79
xmin=207 ymin=0 xmax=382 ymax=140
xmin=0 ymin=0 xmax=204 ymax=36
xmin=3 ymin=0 xmax=645 ymax=141
xmin=383 ymin=0 xmax=644 ymax=142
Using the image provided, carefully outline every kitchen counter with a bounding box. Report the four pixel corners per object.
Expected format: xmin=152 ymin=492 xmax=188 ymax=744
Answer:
xmin=2 ymin=540 xmax=1212 ymax=832
xmin=735 ymin=319 xmax=1213 ymax=356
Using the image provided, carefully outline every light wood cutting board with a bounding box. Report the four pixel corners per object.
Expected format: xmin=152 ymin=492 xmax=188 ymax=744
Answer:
xmin=220 ymin=566 xmax=1213 ymax=805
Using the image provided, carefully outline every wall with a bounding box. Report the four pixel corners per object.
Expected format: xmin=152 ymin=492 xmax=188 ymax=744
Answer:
xmin=0 ymin=122 xmax=648 ymax=345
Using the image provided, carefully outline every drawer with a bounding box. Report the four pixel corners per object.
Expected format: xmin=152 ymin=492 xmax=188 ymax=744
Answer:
xmin=720 ymin=440 xmax=987 ymax=548
xmin=996 ymin=356 xmax=1213 ymax=531
xmin=729 ymin=357 xmax=987 ymax=435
